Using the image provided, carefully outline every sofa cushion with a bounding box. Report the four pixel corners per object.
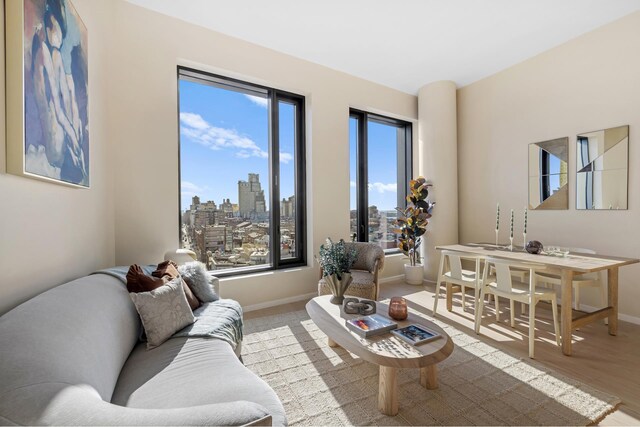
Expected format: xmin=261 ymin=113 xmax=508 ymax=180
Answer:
xmin=129 ymin=278 xmax=196 ymax=349
xmin=112 ymin=337 xmax=287 ymax=426
xmin=178 ymin=262 xmax=219 ymax=303
xmin=0 ymin=274 xmax=140 ymax=404
xmin=152 ymin=260 xmax=201 ymax=310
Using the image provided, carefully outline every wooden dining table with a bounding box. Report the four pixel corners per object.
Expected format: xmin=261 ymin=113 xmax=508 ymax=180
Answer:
xmin=435 ymin=243 xmax=639 ymax=356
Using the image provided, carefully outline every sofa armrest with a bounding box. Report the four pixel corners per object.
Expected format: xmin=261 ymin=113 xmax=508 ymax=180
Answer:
xmin=0 ymin=383 xmax=272 ymax=426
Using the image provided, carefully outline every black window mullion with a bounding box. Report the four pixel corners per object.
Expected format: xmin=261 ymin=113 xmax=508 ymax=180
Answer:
xmin=356 ymin=112 xmax=368 ymax=242
xmin=269 ymin=92 xmax=281 ymax=268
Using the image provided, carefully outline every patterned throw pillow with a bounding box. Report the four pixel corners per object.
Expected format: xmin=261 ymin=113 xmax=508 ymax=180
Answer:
xmin=129 ymin=277 xmax=196 ymax=349
xmin=178 ymin=262 xmax=219 ymax=302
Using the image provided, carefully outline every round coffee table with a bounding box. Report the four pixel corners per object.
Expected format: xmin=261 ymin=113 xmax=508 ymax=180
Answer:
xmin=306 ymin=295 xmax=454 ymax=416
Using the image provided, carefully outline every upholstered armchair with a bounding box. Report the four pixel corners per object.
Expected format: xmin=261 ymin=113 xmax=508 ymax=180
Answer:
xmin=318 ymin=242 xmax=385 ymax=301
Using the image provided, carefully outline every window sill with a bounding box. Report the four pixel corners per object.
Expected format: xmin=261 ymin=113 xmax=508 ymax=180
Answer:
xmin=215 ymin=262 xmax=311 ymax=281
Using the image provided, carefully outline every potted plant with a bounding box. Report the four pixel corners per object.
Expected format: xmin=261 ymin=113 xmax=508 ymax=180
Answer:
xmin=317 ymin=238 xmax=357 ymax=304
xmin=394 ymin=177 xmax=435 ymax=285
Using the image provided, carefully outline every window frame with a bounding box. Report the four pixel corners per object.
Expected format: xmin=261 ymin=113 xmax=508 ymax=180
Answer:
xmin=349 ymin=108 xmax=413 ymax=251
xmin=177 ymin=66 xmax=306 ymax=277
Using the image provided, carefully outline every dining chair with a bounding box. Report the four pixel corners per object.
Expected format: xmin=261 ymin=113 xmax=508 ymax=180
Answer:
xmin=433 ymin=250 xmax=483 ymax=316
xmin=476 ymin=257 xmax=561 ymax=358
xmin=535 ymin=248 xmax=606 ymax=322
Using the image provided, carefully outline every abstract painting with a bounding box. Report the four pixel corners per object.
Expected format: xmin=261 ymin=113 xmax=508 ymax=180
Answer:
xmin=6 ymin=0 xmax=89 ymax=187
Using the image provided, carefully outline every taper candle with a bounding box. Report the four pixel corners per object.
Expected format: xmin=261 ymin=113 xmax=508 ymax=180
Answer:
xmin=510 ymin=209 xmax=514 ymax=239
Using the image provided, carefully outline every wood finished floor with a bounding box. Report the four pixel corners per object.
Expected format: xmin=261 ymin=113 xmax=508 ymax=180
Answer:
xmin=245 ymin=280 xmax=640 ymax=426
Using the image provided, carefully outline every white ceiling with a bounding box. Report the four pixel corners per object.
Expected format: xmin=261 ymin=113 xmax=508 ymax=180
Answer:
xmin=127 ymin=0 xmax=640 ymax=94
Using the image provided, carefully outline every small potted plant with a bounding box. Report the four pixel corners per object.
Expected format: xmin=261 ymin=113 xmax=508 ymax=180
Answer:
xmin=394 ymin=177 xmax=435 ymax=285
xmin=317 ymin=238 xmax=357 ymax=304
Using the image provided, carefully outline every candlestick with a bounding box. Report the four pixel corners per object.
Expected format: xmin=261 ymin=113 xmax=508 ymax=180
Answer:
xmin=510 ymin=236 xmax=514 ymax=252
xmin=495 ymin=229 xmax=499 ymax=246
xmin=523 ymin=232 xmax=527 ymax=251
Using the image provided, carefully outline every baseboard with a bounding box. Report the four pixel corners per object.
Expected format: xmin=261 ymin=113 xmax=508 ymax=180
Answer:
xmin=379 ymin=274 xmax=405 ymax=284
xmin=578 ymin=303 xmax=640 ymax=326
xmin=243 ymin=292 xmax=317 ymax=313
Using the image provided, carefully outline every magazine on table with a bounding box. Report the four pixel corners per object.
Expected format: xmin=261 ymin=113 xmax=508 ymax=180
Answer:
xmin=391 ymin=323 xmax=441 ymax=345
xmin=345 ymin=314 xmax=397 ymax=337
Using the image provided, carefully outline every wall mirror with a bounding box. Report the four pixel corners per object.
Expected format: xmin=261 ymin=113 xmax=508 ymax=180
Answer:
xmin=576 ymin=125 xmax=628 ymax=210
xmin=528 ymin=137 xmax=569 ymax=210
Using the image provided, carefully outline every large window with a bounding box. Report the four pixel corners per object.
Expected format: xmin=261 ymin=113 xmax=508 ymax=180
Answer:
xmin=178 ymin=67 xmax=306 ymax=275
xmin=350 ymin=109 xmax=412 ymax=251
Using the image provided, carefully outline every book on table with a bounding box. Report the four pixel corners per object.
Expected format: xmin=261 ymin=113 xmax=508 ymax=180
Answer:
xmin=345 ymin=314 xmax=397 ymax=337
xmin=391 ymin=324 xmax=441 ymax=345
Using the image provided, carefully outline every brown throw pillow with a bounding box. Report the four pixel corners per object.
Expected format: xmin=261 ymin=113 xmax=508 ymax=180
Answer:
xmin=126 ymin=264 xmax=165 ymax=293
xmin=152 ymin=260 xmax=201 ymax=311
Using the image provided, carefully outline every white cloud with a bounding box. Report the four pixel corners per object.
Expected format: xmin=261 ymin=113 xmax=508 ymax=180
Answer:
xmin=25 ymin=144 xmax=61 ymax=179
xmin=180 ymin=112 xmax=268 ymax=159
xmin=368 ymin=182 xmax=397 ymax=193
xmin=181 ymin=181 xmax=204 ymax=193
xmin=244 ymin=95 xmax=268 ymax=108
xmin=350 ymin=180 xmax=356 ymax=187
xmin=280 ymin=152 xmax=293 ymax=164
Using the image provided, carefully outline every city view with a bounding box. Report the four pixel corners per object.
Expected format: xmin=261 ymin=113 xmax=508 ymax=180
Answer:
xmin=181 ymin=173 xmax=296 ymax=270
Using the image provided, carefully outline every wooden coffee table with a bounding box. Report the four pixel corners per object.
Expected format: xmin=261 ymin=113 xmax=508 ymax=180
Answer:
xmin=306 ymin=295 xmax=454 ymax=416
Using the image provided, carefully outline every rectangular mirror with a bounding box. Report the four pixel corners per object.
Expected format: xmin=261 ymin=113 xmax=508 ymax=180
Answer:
xmin=576 ymin=125 xmax=628 ymax=210
xmin=529 ymin=137 xmax=568 ymax=210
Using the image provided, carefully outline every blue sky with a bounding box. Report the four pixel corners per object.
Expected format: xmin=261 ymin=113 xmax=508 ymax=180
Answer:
xmin=179 ymin=78 xmax=400 ymax=212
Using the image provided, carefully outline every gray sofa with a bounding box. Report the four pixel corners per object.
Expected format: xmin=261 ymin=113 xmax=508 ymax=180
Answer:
xmin=0 ymin=273 xmax=286 ymax=426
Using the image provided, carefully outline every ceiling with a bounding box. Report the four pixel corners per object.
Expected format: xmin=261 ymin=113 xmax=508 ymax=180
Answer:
xmin=127 ymin=0 xmax=640 ymax=94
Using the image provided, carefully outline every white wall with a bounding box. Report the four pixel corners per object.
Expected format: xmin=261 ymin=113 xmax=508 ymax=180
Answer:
xmin=109 ymin=1 xmax=417 ymax=307
xmin=457 ymin=12 xmax=640 ymax=319
xmin=0 ymin=1 xmax=115 ymax=315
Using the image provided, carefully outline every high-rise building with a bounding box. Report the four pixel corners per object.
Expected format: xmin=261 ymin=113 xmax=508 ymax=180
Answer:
xmin=238 ymin=173 xmax=266 ymax=217
xmin=280 ymin=195 xmax=295 ymax=218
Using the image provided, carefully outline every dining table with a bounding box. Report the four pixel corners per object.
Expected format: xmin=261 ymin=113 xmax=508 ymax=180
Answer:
xmin=435 ymin=243 xmax=639 ymax=356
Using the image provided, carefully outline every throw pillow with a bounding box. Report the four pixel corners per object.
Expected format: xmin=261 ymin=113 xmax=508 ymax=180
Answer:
xmin=178 ymin=262 xmax=219 ymax=302
xmin=152 ymin=260 xmax=201 ymax=310
xmin=126 ymin=264 xmax=165 ymax=293
xmin=129 ymin=277 xmax=196 ymax=349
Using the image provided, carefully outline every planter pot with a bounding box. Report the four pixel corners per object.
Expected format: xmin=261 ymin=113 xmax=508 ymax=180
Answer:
xmin=404 ymin=264 xmax=424 ymax=285
xmin=324 ymin=273 xmax=353 ymax=304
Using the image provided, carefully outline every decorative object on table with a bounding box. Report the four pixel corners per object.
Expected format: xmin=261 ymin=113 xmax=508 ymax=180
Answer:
xmin=495 ymin=203 xmax=500 ymax=245
xmin=6 ymin=0 xmax=90 ymax=187
xmin=345 ymin=314 xmax=397 ymax=338
xmin=525 ymin=240 xmax=544 ymax=254
xmin=509 ymin=209 xmax=514 ymax=251
xmin=391 ymin=324 xmax=441 ymax=346
xmin=576 ymin=125 xmax=629 ymax=210
xmin=394 ymin=176 xmax=435 ymax=285
xmin=316 ymin=238 xmax=357 ymax=304
xmin=545 ymin=246 xmax=570 ymax=257
xmin=529 ymin=137 xmax=569 ymax=210
xmin=522 ymin=207 xmax=528 ymax=250
xmin=388 ymin=296 xmax=408 ymax=321
xmin=343 ymin=297 xmax=376 ymax=315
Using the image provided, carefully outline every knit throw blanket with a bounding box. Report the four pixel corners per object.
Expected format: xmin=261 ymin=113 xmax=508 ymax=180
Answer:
xmin=92 ymin=267 xmax=243 ymax=349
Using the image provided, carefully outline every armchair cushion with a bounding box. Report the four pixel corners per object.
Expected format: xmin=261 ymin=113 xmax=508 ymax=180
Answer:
xmin=345 ymin=242 xmax=385 ymax=273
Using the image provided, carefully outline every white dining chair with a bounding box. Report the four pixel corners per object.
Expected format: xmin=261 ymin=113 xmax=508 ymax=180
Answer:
xmin=476 ymin=257 xmax=561 ymax=359
xmin=535 ymin=248 xmax=606 ymax=322
xmin=433 ymin=250 xmax=483 ymax=316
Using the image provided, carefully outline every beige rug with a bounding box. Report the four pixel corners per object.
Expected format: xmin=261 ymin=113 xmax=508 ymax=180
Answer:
xmin=242 ymin=309 xmax=620 ymax=426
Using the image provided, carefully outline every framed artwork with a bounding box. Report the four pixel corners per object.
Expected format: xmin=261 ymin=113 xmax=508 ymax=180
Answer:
xmin=6 ymin=0 xmax=89 ymax=187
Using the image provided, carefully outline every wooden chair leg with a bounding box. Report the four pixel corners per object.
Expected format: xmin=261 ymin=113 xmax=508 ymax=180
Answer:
xmin=446 ymin=283 xmax=453 ymax=312
xmin=461 ymin=285 xmax=466 ymax=310
xmin=475 ymin=288 xmax=485 ymax=334
xmin=528 ymin=300 xmax=536 ymax=359
xmin=433 ymin=277 xmax=443 ymax=316
xmin=551 ymin=298 xmax=561 ymax=346
xmin=510 ymin=299 xmax=515 ymax=328
xmin=601 ymin=283 xmax=608 ymax=325
xmin=495 ymin=295 xmax=500 ymax=321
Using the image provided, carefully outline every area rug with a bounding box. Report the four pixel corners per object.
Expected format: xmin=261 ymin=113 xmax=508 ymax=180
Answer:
xmin=242 ymin=309 xmax=620 ymax=426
